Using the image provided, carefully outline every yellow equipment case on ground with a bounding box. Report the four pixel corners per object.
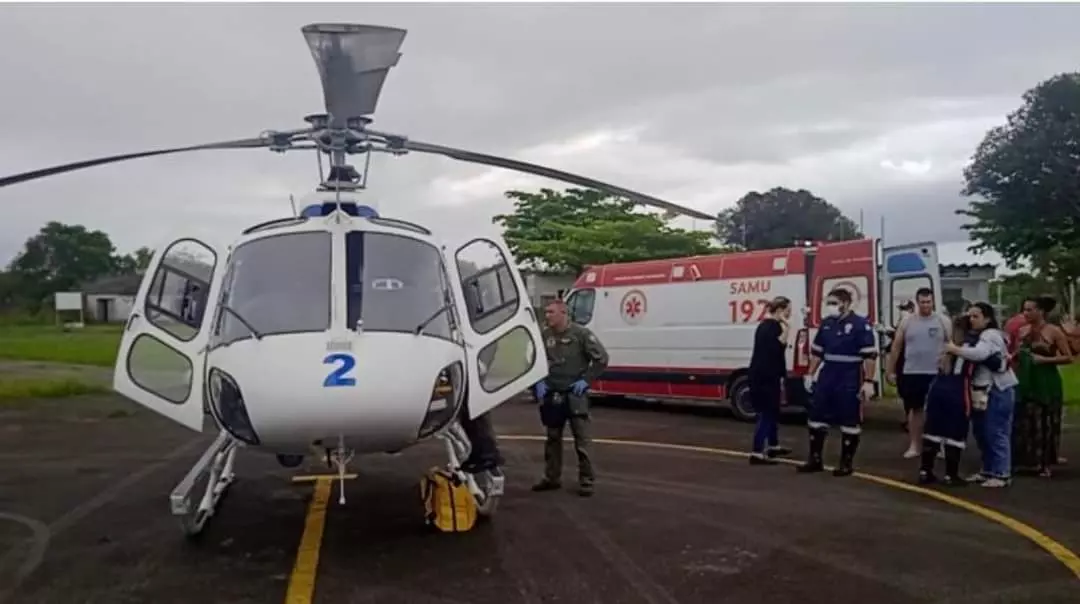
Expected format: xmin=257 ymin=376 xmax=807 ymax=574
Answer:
xmin=420 ymin=466 xmax=477 ymax=532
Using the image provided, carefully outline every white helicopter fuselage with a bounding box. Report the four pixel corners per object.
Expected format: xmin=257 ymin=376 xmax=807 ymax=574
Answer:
xmin=206 ymin=331 xmax=463 ymax=454
xmin=112 ymin=192 xmax=549 ymax=460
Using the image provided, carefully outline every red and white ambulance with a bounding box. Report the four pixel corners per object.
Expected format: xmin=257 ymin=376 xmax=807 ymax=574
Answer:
xmin=561 ymin=239 xmax=944 ymax=421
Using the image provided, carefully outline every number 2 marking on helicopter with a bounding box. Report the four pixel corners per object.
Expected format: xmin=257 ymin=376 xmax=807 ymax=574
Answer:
xmin=322 ymin=353 xmax=357 ymax=387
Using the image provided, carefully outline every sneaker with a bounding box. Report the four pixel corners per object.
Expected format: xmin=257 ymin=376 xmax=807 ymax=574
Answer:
xmin=917 ymin=470 xmax=937 ymax=485
xmin=942 ymin=475 xmax=967 ymax=487
xmin=965 ymin=473 xmax=987 ymax=483
xmin=531 ymin=479 xmax=561 ymax=492
xmin=903 ymin=446 xmax=919 ymax=459
xmin=749 ymin=454 xmax=778 ymax=466
xmin=767 ymin=446 xmax=793 ymax=458
xmin=981 ymin=477 xmax=1010 ymax=488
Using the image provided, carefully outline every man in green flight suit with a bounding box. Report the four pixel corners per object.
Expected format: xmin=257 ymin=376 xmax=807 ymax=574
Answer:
xmin=531 ymin=299 xmax=610 ymax=497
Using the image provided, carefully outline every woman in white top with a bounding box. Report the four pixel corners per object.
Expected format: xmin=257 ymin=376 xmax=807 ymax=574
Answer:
xmin=944 ymin=302 xmax=1019 ymax=488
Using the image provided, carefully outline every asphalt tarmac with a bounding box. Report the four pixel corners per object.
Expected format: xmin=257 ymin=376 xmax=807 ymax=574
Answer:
xmin=0 ymin=394 xmax=1078 ymax=604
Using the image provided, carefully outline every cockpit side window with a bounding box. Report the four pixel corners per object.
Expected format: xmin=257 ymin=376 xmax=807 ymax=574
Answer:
xmin=211 ymin=231 xmax=332 ymax=346
xmin=345 ymin=231 xmax=454 ymax=340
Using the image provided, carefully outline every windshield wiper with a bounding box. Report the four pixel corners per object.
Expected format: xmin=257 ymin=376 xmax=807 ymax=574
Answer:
xmin=222 ymin=305 xmax=262 ymax=340
xmin=415 ymin=304 xmax=450 ymax=335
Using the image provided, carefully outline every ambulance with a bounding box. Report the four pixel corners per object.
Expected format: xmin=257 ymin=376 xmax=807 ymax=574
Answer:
xmin=561 ymin=239 xmax=943 ymax=421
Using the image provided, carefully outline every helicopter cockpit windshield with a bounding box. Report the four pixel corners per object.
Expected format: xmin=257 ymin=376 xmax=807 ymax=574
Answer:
xmin=212 ymin=231 xmax=332 ymax=346
xmin=345 ymin=231 xmax=455 ymax=340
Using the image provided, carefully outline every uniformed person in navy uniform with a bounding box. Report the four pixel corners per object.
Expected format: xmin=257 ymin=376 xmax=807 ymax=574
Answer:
xmin=798 ymin=287 xmax=878 ymax=476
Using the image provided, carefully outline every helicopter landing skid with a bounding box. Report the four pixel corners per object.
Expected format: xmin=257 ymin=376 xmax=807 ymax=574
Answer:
xmin=325 ymin=444 xmax=355 ymax=506
xmin=170 ymin=430 xmax=238 ymax=538
xmin=440 ymin=422 xmax=504 ymax=518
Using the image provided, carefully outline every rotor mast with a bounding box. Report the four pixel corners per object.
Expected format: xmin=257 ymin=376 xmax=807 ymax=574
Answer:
xmin=301 ymin=23 xmax=407 ymax=194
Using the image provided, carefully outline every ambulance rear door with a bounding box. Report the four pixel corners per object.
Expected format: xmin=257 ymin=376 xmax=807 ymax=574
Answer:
xmin=879 ymin=241 xmax=943 ymax=330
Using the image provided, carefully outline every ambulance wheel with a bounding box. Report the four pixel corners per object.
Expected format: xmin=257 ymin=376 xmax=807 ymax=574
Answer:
xmin=728 ymin=376 xmax=757 ymax=423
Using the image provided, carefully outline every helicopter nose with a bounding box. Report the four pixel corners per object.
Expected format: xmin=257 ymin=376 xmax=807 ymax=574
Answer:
xmin=207 ymin=332 xmax=464 ymax=453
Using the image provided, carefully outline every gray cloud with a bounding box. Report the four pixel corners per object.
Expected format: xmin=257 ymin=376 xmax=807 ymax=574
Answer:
xmin=2 ymin=3 xmax=1079 ymax=264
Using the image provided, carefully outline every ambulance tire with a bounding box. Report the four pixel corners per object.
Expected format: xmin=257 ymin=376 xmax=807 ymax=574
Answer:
xmin=728 ymin=375 xmax=757 ymax=423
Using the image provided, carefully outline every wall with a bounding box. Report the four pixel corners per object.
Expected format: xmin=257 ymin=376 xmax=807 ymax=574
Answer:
xmin=940 ymin=265 xmax=995 ymax=314
xmin=85 ymin=295 xmax=135 ymax=322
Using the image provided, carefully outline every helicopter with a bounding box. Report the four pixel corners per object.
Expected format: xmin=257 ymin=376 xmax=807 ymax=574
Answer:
xmin=0 ymin=23 xmax=716 ymax=538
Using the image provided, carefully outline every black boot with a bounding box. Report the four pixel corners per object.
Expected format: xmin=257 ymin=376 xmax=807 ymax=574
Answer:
xmin=918 ymin=438 xmax=939 ymax=484
xmin=796 ymin=428 xmax=826 ymax=473
xmin=942 ymin=445 xmax=966 ymax=487
xmin=833 ymin=432 xmax=860 ymax=477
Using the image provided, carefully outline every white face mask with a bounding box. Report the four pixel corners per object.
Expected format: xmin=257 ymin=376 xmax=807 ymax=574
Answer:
xmin=824 ymin=302 xmax=841 ymax=318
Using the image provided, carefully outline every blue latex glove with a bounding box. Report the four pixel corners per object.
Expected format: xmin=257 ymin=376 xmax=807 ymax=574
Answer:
xmin=570 ymin=379 xmax=589 ymax=396
xmin=533 ymin=381 xmax=548 ymax=401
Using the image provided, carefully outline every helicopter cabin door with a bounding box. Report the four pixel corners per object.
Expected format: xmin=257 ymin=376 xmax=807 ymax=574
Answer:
xmin=112 ymin=237 xmax=226 ymax=432
xmin=879 ymin=241 xmax=943 ymax=329
xmin=444 ymin=234 xmax=550 ymax=419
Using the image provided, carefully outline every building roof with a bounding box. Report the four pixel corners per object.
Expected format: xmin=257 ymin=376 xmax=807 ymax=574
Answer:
xmin=83 ymin=274 xmax=142 ymax=296
xmin=940 ymin=263 xmax=997 ymax=271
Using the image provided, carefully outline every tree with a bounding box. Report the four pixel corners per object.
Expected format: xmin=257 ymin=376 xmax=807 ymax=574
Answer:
xmin=113 ymin=246 xmax=153 ymax=275
xmin=958 ymin=72 xmax=1080 ymax=285
xmin=6 ymin=222 xmax=120 ymax=311
xmin=716 ymin=187 xmax=862 ymax=251
xmin=492 ymin=188 xmax=717 ymax=274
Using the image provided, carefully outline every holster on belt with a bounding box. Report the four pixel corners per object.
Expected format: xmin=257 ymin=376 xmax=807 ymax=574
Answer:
xmin=537 ymin=390 xmax=567 ymax=428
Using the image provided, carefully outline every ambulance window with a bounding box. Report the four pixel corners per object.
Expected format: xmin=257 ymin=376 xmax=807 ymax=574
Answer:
xmin=890 ymin=276 xmax=933 ymax=326
xmin=212 ymin=231 xmax=332 ymax=346
xmin=345 ymin=231 xmax=454 ymax=340
xmin=456 ymin=239 xmax=520 ymax=335
xmin=819 ymin=276 xmax=869 ymax=320
xmin=566 ymin=289 xmax=596 ymax=325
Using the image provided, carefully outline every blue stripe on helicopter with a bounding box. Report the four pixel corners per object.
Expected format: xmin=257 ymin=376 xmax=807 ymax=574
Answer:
xmin=300 ymin=202 xmax=380 ymax=218
xmin=885 ymin=251 xmax=927 ymax=274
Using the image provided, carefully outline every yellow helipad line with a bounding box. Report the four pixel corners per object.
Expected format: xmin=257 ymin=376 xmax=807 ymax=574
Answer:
xmin=285 ymin=477 xmax=332 ymax=604
xmin=501 ymin=434 xmax=1080 ymax=581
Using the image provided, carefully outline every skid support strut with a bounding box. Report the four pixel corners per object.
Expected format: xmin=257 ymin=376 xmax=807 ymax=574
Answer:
xmin=170 ymin=431 xmax=238 ymax=538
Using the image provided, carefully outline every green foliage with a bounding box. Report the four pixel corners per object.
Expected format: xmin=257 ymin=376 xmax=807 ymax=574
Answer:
xmin=492 ymin=188 xmax=718 ymax=274
xmin=6 ymin=222 xmax=116 ymax=310
xmin=716 ymin=187 xmax=862 ymax=250
xmin=959 ymin=73 xmax=1080 ymax=284
xmin=3 ymin=222 xmax=148 ymax=314
xmin=988 ymin=273 xmax=1059 ymax=316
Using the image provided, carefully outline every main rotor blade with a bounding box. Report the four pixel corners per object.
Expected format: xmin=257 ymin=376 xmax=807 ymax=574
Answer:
xmin=401 ymin=139 xmax=716 ymax=221
xmin=0 ymin=136 xmax=273 ymax=189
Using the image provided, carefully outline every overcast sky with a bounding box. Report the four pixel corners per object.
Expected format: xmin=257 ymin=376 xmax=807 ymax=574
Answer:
xmin=2 ymin=3 xmax=1079 ymax=272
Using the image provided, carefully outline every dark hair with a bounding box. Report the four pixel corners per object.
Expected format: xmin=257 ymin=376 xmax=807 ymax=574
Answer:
xmin=827 ymin=287 xmax=852 ymax=304
xmin=969 ymin=301 xmax=1000 ymax=330
xmin=915 ymin=287 xmax=933 ymax=299
xmin=1023 ymin=296 xmax=1058 ymax=313
xmin=767 ymin=296 xmax=791 ymax=313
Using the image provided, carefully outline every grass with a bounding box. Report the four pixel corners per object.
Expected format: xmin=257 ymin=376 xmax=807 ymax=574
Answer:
xmin=0 ymin=324 xmax=122 ymax=400
xmin=0 ymin=377 xmax=110 ymax=401
xmin=0 ymin=324 xmax=122 ymax=367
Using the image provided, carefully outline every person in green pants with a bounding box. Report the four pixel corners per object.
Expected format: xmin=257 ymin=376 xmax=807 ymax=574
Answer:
xmin=1013 ymin=296 xmax=1073 ymax=478
xmin=531 ymin=299 xmax=609 ymax=497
